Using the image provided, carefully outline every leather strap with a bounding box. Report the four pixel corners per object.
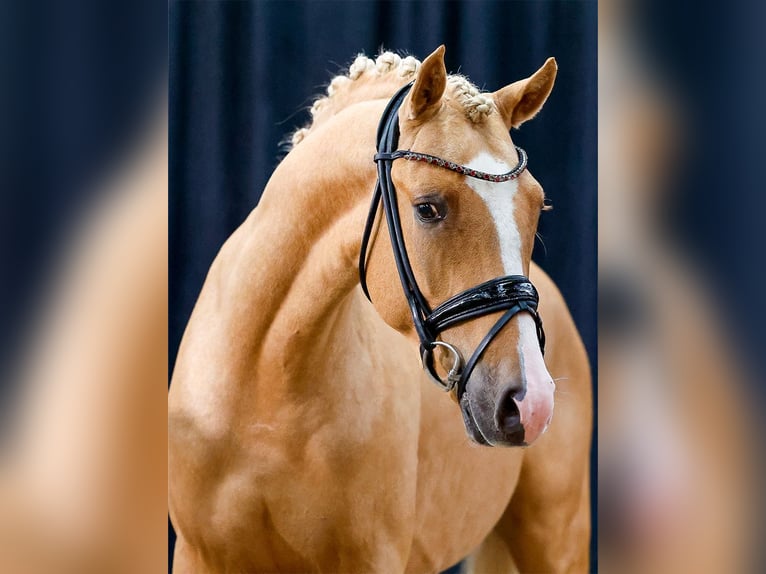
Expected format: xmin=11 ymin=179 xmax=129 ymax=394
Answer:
xmin=426 ymin=276 xmax=540 ymax=333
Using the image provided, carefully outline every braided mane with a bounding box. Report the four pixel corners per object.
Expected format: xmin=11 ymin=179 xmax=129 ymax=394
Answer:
xmin=290 ymin=51 xmax=495 ymax=149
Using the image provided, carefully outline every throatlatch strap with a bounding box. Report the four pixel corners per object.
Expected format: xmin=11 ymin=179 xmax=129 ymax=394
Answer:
xmin=359 ymin=82 xmax=414 ymax=302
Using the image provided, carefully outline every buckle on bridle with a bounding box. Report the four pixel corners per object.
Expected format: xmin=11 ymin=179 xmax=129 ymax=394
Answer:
xmin=421 ymin=341 xmax=464 ymax=392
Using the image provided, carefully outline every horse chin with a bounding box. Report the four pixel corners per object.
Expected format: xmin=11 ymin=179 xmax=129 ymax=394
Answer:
xmin=460 ymin=398 xmax=492 ymax=446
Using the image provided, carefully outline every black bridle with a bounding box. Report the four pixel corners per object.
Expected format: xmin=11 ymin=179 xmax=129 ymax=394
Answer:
xmin=359 ymin=82 xmax=545 ymax=401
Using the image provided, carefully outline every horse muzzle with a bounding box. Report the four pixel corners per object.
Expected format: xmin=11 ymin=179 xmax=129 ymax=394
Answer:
xmin=460 ymin=360 xmax=555 ymax=447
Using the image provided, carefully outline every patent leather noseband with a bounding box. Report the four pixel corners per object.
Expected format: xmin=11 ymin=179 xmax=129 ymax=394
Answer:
xmin=358 ymin=82 xmax=545 ymax=401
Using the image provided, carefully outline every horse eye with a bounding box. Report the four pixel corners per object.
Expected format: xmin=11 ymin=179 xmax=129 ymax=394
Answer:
xmin=415 ymin=202 xmax=441 ymax=222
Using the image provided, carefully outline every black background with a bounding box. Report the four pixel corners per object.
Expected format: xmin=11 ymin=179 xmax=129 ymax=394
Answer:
xmin=169 ymin=1 xmax=596 ymax=571
xmin=0 ymin=0 xmax=165 ymax=414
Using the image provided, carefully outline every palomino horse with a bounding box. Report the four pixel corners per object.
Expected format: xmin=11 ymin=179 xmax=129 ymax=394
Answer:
xmin=169 ymin=46 xmax=592 ymax=573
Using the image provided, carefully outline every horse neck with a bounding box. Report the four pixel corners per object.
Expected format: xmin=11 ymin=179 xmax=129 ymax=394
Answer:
xmin=219 ymin=100 xmax=410 ymax=403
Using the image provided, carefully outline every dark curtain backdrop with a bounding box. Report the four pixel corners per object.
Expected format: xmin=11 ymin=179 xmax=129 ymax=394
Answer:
xmin=169 ymin=1 xmax=596 ymax=571
xmin=0 ymin=0 xmax=164 ymax=415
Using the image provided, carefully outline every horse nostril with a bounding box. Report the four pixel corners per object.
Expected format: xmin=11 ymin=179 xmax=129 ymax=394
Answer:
xmin=495 ymin=384 xmax=524 ymax=436
xmin=500 ymin=405 xmax=521 ymax=434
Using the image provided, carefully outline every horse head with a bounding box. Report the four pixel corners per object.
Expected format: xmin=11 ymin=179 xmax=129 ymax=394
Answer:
xmin=364 ymin=46 xmax=558 ymax=447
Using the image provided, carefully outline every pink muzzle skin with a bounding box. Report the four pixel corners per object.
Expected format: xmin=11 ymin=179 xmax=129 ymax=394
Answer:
xmin=515 ymin=314 xmax=555 ymax=444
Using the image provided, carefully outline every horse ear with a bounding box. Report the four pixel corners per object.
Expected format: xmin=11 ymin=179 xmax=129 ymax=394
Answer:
xmin=493 ymin=57 xmax=557 ymax=129
xmin=407 ymin=45 xmax=447 ymax=121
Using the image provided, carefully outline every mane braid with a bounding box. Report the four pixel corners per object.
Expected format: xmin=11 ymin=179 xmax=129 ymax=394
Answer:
xmin=288 ymin=50 xmax=496 ymax=149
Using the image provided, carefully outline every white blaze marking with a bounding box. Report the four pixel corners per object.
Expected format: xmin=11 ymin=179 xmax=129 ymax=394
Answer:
xmin=465 ymin=151 xmax=555 ymax=443
xmin=464 ymin=152 xmax=524 ymax=275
